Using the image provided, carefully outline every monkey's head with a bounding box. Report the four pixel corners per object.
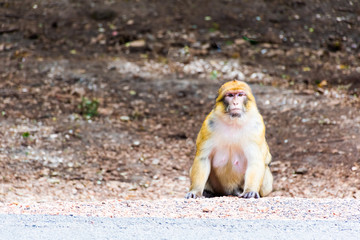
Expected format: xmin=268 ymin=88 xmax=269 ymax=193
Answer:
xmin=215 ymin=80 xmax=256 ymax=118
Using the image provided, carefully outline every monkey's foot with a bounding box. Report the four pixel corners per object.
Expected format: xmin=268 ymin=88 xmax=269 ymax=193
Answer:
xmin=239 ymin=191 xmax=260 ymax=199
xmin=202 ymin=190 xmax=218 ymax=198
xmin=185 ymin=192 xmax=197 ymax=199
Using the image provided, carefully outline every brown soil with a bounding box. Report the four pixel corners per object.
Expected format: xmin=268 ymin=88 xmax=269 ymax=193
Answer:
xmin=1 ymin=0 xmax=360 ymax=202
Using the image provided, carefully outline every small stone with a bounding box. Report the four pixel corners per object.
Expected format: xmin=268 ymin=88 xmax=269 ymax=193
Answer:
xmin=234 ymin=38 xmax=246 ymax=45
xmin=132 ymin=140 xmax=140 ymax=146
xmin=120 ymin=116 xmax=130 ymax=122
xmin=49 ymin=134 xmax=58 ymax=139
xmin=48 ymin=178 xmax=60 ymax=184
xmin=295 ymin=167 xmax=308 ymax=175
xmin=151 ymin=158 xmax=160 ymax=165
xmin=178 ymin=176 xmax=187 ymax=181
xmin=128 ymin=186 xmax=137 ymax=191
xmin=126 ymin=39 xmax=146 ymax=48
xmin=202 ymin=207 xmax=213 ymax=212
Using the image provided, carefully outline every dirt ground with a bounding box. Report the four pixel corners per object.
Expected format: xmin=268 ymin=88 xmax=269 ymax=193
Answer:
xmin=0 ymin=0 xmax=360 ymax=202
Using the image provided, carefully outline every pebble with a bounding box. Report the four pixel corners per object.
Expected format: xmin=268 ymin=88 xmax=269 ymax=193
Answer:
xmin=295 ymin=167 xmax=308 ymax=175
xmin=120 ymin=116 xmax=130 ymax=122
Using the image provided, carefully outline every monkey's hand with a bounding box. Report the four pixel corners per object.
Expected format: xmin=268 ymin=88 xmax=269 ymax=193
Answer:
xmin=185 ymin=191 xmax=199 ymax=199
xmin=239 ymin=191 xmax=260 ymax=199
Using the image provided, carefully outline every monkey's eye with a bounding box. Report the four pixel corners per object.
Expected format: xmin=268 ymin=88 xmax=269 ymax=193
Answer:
xmin=237 ymin=92 xmax=245 ymax=97
xmin=227 ymin=93 xmax=234 ymax=97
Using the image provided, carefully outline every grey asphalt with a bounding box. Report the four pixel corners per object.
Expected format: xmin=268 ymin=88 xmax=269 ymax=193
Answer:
xmin=0 ymin=214 xmax=359 ymax=240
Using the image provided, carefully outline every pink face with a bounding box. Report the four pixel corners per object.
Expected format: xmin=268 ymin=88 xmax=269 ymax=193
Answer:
xmin=224 ymin=90 xmax=247 ymax=117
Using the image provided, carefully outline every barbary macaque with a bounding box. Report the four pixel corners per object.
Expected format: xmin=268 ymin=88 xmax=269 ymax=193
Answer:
xmin=185 ymin=80 xmax=273 ymax=199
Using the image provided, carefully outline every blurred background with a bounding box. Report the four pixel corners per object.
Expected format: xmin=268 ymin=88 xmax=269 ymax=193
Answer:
xmin=0 ymin=0 xmax=359 ymax=202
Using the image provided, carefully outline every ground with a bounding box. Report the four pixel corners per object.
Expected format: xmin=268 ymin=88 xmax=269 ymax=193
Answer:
xmin=0 ymin=0 xmax=359 ymax=202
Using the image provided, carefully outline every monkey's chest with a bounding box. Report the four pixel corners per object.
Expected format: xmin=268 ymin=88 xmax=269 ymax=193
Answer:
xmin=208 ymin=148 xmax=247 ymax=194
xmin=211 ymin=148 xmax=247 ymax=174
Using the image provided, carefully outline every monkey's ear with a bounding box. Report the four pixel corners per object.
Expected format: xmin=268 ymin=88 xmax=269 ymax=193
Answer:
xmin=215 ymin=94 xmax=224 ymax=104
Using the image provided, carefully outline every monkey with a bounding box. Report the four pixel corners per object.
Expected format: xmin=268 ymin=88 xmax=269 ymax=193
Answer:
xmin=185 ymin=80 xmax=273 ymax=199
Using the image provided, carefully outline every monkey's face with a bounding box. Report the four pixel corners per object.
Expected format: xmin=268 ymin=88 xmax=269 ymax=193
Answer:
xmin=215 ymin=80 xmax=255 ymax=120
xmin=223 ymin=90 xmax=247 ymax=118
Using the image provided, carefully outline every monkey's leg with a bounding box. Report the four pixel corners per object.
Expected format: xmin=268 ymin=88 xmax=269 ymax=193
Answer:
xmin=259 ymin=166 xmax=273 ymax=197
xmin=240 ymin=161 xmax=265 ymax=199
xmin=185 ymin=157 xmax=211 ymax=199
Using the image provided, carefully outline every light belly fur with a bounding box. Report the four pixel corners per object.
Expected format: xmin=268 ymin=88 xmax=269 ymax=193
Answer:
xmin=207 ymin=147 xmax=247 ymax=195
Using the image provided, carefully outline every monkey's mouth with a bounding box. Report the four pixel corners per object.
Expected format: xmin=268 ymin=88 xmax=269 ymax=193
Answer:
xmin=229 ymin=108 xmax=244 ymax=118
xmin=230 ymin=113 xmax=242 ymax=118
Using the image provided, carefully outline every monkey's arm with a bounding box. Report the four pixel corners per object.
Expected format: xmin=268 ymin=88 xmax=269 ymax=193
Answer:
xmin=240 ymin=143 xmax=266 ymax=199
xmin=185 ymin=118 xmax=214 ymax=199
xmin=185 ymin=154 xmax=211 ymax=199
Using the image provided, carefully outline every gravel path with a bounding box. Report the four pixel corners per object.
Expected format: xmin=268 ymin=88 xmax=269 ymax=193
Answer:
xmin=1 ymin=197 xmax=359 ymax=220
xmin=1 ymin=214 xmax=359 ymax=240
xmin=1 ymin=197 xmax=359 ymax=239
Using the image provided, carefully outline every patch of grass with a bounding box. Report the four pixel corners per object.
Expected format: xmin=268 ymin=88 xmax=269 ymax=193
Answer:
xmin=242 ymin=36 xmax=258 ymax=45
xmin=78 ymin=97 xmax=99 ymax=119
xmin=22 ymin=132 xmax=30 ymax=138
xmin=211 ymin=70 xmax=218 ymax=80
